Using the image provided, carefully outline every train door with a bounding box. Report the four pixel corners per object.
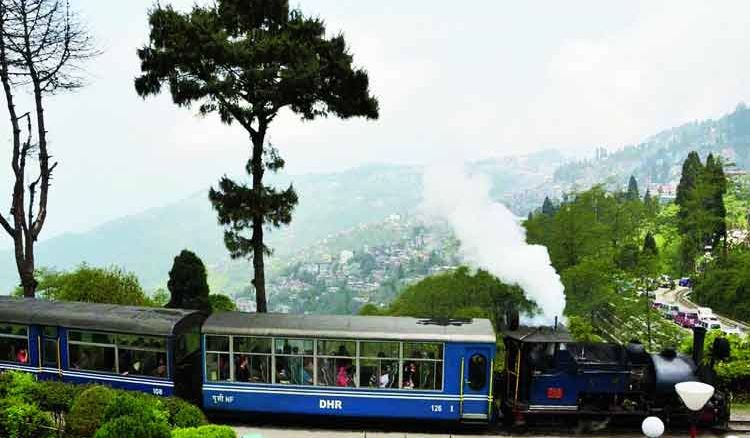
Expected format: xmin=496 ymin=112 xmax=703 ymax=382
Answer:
xmin=460 ymin=346 xmax=492 ymax=421
xmin=40 ymin=326 xmax=61 ymax=376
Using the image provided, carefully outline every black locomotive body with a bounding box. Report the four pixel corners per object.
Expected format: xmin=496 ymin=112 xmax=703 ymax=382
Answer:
xmin=499 ymin=325 xmax=730 ymax=427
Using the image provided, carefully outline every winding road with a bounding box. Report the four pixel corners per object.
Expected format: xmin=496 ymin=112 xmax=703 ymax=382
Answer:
xmin=655 ymin=286 xmax=749 ymax=333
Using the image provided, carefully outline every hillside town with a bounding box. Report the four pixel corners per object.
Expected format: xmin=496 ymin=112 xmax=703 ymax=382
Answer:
xmin=235 ymin=214 xmax=461 ymax=313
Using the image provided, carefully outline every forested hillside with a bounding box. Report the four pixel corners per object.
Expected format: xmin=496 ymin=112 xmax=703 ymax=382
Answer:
xmin=554 ymin=104 xmax=750 ymax=189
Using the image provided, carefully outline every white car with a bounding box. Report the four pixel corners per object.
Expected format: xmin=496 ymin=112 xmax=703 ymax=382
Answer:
xmin=722 ymin=325 xmax=743 ymax=335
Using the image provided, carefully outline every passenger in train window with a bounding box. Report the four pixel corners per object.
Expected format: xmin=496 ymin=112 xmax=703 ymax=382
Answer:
xmin=302 ymin=358 xmax=314 ymax=385
xmin=336 ymin=363 xmax=352 ymax=387
xmin=153 ymin=354 xmax=167 ymax=377
xmin=318 ymin=358 xmax=333 ymax=386
xmin=403 ymin=362 xmax=417 ymax=389
xmin=236 ymin=355 xmax=250 ymax=381
xmin=15 ymin=347 xmax=28 ymax=364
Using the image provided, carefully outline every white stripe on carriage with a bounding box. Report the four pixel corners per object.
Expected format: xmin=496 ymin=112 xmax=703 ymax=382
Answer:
xmin=0 ymin=364 xmax=40 ymax=373
xmin=60 ymin=371 xmax=174 ymax=387
xmin=203 ymin=385 xmax=486 ymax=401
xmin=202 ymin=384 xmax=486 ymax=400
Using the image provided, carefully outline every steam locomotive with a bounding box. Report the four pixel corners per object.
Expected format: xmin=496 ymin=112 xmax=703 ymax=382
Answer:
xmin=500 ymin=322 xmax=730 ymax=427
xmin=0 ymin=297 xmax=731 ymax=429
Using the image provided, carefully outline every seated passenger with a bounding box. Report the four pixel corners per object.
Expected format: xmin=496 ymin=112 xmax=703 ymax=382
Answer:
xmin=336 ymin=364 xmax=351 ymax=387
xmin=403 ymin=362 xmax=416 ymax=389
xmin=379 ymin=366 xmax=392 ymax=388
xmin=302 ymin=358 xmax=313 ymax=385
xmin=277 ymin=367 xmax=290 ymax=384
xmin=236 ymin=355 xmax=250 ymax=381
xmin=15 ymin=347 xmax=28 ymax=364
xmin=123 ymin=360 xmax=142 ymax=376
xmin=153 ymin=355 xmax=167 ymax=377
xmin=318 ymin=359 xmax=332 ymax=385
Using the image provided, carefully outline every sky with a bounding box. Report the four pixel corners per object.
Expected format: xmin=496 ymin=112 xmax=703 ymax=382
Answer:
xmin=1 ymin=0 xmax=750 ymax=243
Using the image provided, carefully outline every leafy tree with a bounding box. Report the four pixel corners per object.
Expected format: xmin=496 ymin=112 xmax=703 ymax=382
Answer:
xmin=541 ymin=196 xmax=555 ymax=216
xmin=0 ymin=0 xmax=97 ymax=297
xmin=135 ymin=0 xmax=379 ymax=313
xmin=626 ymin=175 xmax=639 ymax=201
xmin=676 ymin=151 xmax=703 ymax=208
xmin=642 ymin=231 xmax=658 ymax=256
xmin=24 ymin=265 xmax=148 ymax=306
xmin=208 ymin=294 xmax=236 ymax=312
xmin=166 ymin=250 xmax=210 ymax=312
xmin=382 ymin=267 xmax=536 ymax=330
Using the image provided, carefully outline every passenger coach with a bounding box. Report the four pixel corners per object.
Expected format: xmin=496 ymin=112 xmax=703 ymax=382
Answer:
xmin=0 ymin=297 xmax=205 ymax=399
xmin=201 ymin=312 xmax=497 ymax=421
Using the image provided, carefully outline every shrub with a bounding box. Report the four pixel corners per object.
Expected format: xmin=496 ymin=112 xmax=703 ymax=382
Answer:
xmin=65 ymin=386 xmax=115 ymax=438
xmin=171 ymin=425 xmax=236 ymax=438
xmin=102 ymin=392 xmax=166 ymax=424
xmin=29 ymin=380 xmax=84 ymax=414
xmin=0 ymin=399 xmax=53 ymax=438
xmin=162 ymin=397 xmax=206 ymax=428
xmin=0 ymin=371 xmax=37 ymax=403
xmin=94 ymin=415 xmax=170 ymax=438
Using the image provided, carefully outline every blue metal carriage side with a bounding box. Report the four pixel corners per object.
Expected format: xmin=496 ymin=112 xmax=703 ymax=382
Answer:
xmin=200 ymin=312 xmax=497 ymax=422
xmin=0 ymin=297 xmax=205 ymax=400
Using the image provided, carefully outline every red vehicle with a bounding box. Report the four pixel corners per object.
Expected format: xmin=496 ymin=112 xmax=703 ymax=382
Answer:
xmin=675 ymin=311 xmax=686 ymax=326
xmin=682 ymin=312 xmax=699 ymax=328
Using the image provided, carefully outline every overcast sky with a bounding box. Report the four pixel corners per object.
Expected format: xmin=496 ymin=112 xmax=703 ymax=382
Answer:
xmin=1 ymin=0 xmax=750 ymax=243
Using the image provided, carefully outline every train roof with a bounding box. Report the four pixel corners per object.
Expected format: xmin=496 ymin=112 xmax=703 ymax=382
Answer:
xmin=0 ymin=297 xmax=201 ymax=336
xmin=503 ymin=325 xmax=573 ymax=343
xmin=203 ymin=312 xmax=497 ymax=343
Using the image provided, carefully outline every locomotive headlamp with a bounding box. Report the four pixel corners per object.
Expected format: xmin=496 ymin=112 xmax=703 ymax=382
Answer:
xmin=675 ymin=381 xmax=714 ymax=411
xmin=641 ymin=416 xmax=664 ymax=438
xmin=675 ymin=381 xmax=714 ymax=438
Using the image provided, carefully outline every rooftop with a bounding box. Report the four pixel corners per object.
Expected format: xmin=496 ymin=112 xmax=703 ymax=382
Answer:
xmin=203 ymin=312 xmax=496 ymax=343
xmin=0 ymin=297 xmax=201 ymax=336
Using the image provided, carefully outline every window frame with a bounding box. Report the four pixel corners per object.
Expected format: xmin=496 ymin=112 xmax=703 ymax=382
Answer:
xmin=0 ymin=323 xmax=29 ymax=365
xmin=66 ymin=329 xmax=169 ymax=379
xmin=202 ymin=333 xmax=445 ymax=392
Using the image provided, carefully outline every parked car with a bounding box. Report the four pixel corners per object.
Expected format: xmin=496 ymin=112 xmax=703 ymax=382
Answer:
xmin=679 ymin=277 xmax=692 ymax=287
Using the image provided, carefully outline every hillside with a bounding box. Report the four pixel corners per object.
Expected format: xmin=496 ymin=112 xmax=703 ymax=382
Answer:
xmin=552 ymin=103 xmax=750 ymax=191
xmin=0 ymin=156 xmax=557 ymax=292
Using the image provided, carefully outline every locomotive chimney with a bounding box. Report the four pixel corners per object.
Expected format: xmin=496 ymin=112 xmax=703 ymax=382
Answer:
xmin=692 ymin=326 xmax=707 ymax=367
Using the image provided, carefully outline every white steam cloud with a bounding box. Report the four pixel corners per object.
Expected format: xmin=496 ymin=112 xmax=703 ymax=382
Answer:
xmin=422 ymin=164 xmax=565 ymax=325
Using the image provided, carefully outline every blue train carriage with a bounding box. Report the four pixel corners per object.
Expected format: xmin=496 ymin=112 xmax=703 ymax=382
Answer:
xmin=0 ymin=297 xmax=206 ymax=400
xmin=201 ymin=312 xmax=497 ymax=422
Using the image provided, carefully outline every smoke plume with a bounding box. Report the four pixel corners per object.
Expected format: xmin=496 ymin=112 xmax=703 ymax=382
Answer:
xmin=422 ymin=164 xmax=566 ymax=325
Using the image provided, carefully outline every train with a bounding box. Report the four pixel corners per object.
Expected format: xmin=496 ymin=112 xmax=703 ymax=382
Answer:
xmin=0 ymin=296 xmax=731 ymax=428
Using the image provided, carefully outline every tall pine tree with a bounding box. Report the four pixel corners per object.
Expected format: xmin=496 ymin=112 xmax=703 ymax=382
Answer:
xmin=135 ymin=1 xmax=379 ymax=312
xmin=626 ymin=175 xmax=639 ymax=201
xmin=542 ymin=196 xmax=555 ymax=216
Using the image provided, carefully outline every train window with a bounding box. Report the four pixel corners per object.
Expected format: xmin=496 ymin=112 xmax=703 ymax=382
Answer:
xmin=119 ymin=349 xmax=167 ymax=378
xmin=117 ymin=334 xmax=168 ymax=378
xmin=234 ymin=337 xmax=271 ymax=384
xmin=235 ymin=337 xmax=272 ymax=354
xmin=274 ymin=338 xmax=313 ymax=385
xmin=316 ymin=339 xmax=356 ymax=388
xmin=206 ymin=353 xmax=230 ymax=381
xmin=205 ymin=335 xmax=230 ymax=382
xmin=360 ymin=341 xmax=399 ymax=358
xmin=0 ymin=324 xmax=28 ymax=364
xmin=403 ymin=342 xmax=443 ymax=360
xmin=403 ymin=343 xmax=443 ymax=390
xmin=206 ymin=335 xmax=230 ymax=352
xmin=359 ymin=342 xmax=399 ymax=388
xmin=68 ymin=343 xmax=116 ymax=373
xmin=69 ymin=331 xmax=114 ymax=345
xmin=468 ymin=354 xmax=487 ymax=390
xmin=118 ymin=335 xmax=167 ymax=350
xmin=274 ymin=338 xmax=314 ymax=355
